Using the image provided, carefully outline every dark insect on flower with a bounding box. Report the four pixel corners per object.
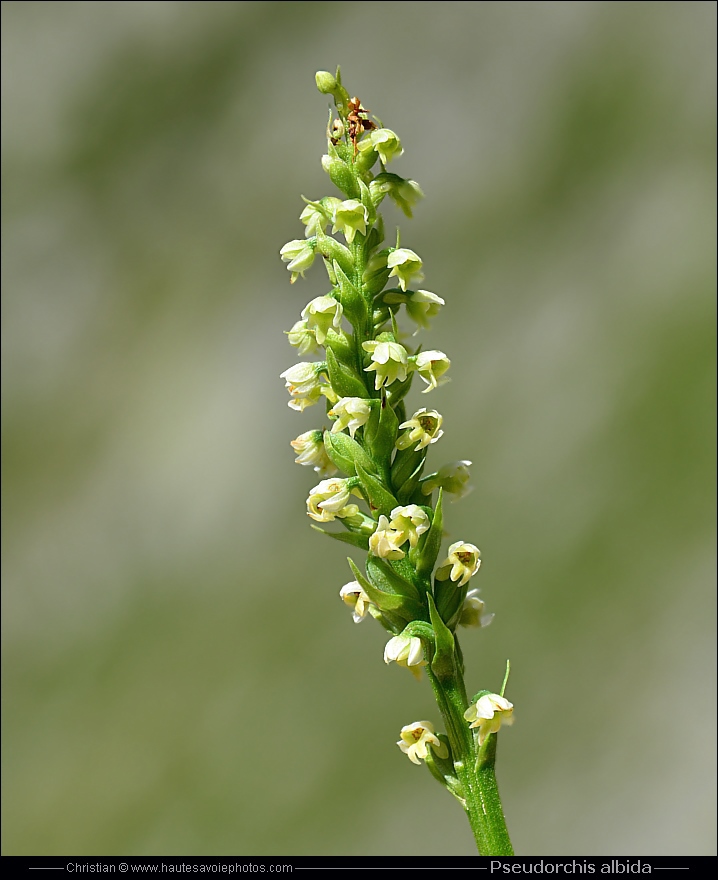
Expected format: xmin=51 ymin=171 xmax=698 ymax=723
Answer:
xmin=346 ymin=96 xmax=377 ymax=155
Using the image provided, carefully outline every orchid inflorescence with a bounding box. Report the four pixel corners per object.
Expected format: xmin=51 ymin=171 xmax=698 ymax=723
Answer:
xmin=279 ymin=68 xmax=515 ymax=855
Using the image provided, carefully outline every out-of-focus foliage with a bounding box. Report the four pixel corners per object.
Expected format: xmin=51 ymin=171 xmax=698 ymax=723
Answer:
xmin=2 ymin=0 xmax=715 ymax=856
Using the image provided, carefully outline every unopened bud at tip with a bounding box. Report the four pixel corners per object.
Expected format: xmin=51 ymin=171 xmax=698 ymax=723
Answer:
xmin=315 ymin=71 xmax=338 ymax=94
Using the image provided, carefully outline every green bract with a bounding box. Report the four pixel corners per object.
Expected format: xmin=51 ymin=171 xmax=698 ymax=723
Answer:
xmin=278 ymin=69 xmax=515 ymax=856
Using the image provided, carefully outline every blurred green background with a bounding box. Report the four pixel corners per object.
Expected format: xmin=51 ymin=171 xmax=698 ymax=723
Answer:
xmin=2 ymin=0 xmax=715 ymax=857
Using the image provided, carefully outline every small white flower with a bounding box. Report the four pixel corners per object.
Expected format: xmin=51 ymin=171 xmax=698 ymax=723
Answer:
xmin=358 ymin=128 xmax=404 ymax=165
xmin=370 ymin=173 xmax=423 ymax=218
xmin=285 ymin=319 xmax=320 ymax=357
xmin=280 ymin=238 xmax=316 ymax=282
xmin=280 ymin=362 xmax=325 ymax=411
xmin=362 ymin=340 xmax=409 ymax=389
xmin=290 ymin=430 xmax=336 ymax=477
xmin=369 ymin=514 xmax=406 ymax=560
xmin=280 ymin=362 xmax=320 ymax=396
xmin=396 ymin=408 xmax=444 ymax=451
xmin=301 ymin=295 xmax=343 ymax=345
xmin=421 ymin=460 xmax=472 ymax=499
xmin=339 ymin=581 xmax=373 ymax=623
xmin=457 ymin=588 xmax=494 ymax=629
xmin=288 ymin=392 xmax=322 ymax=412
xmin=464 ymin=694 xmax=514 ymax=746
xmin=328 ymin=397 xmax=372 ymax=438
xmin=300 ymin=197 xmax=340 ymax=237
xmin=384 ymin=634 xmax=426 ymax=679
xmin=435 ymin=541 xmax=481 ymax=588
xmin=387 ymin=248 xmax=424 ymax=292
xmin=397 ymin=721 xmax=449 ymax=765
xmin=389 ymin=504 xmax=430 ymax=550
xmin=405 ymin=290 xmax=445 ymax=333
xmin=331 ymin=199 xmax=369 ymax=244
xmin=414 ymin=350 xmax=451 ymax=393
xmin=306 ymin=478 xmax=359 ymax=522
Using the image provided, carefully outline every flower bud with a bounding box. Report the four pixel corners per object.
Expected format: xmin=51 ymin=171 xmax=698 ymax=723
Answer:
xmin=315 ymin=69 xmax=350 ymax=111
xmin=315 ymin=70 xmax=338 ymax=94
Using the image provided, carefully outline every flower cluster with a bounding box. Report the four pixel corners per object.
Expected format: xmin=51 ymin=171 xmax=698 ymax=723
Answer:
xmin=279 ymin=70 xmax=514 ymax=810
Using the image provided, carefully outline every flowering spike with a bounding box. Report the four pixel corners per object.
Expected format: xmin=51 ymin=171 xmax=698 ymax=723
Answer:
xmin=278 ymin=73 xmax=515 ymax=856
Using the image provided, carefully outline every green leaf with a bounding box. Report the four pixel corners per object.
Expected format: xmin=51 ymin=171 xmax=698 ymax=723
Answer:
xmin=346 ymin=557 xmax=373 ymax=594
xmin=365 ymin=394 xmax=399 ymax=462
xmin=435 ymin=580 xmax=467 ymax=631
xmin=324 ymin=430 xmax=377 ymax=477
xmin=323 ymin=327 xmax=355 ymax=367
xmin=366 ymin=556 xmax=421 ymax=605
xmin=355 ymin=463 xmax=398 ymax=519
xmin=324 ymin=147 xmax=360 ymax=198
xmin=364 ymin=267 xmax=391 ymax=297
xmin=423 ymin=734 xmax=465 ymax=804
xmin=415 ymin=489 xmax=443 ymax=579
xmin=364 ymin=222 xmax=384 ymax=255
xmin=358 ymin=177 xmax=376 ymax=226
xmin=325 ymin=346 xmax=369 ymax=399
xmin=310 ymin=524 xmax=369 ymax=550
xmin=396 ymin=459 xmax=427 ymax=505
xmin=345 ymin=558 xmax=406 ymax=633
xmin=391 ymin=446 xmax=425 ymax=494
xmin=354 ymin=147 xmax=378 ymax=176
xmin=385 ymin=371 xmax=414 ymax=406
xmin=365 ymin=557 xmax=425 ymax=621
xmin=333 ymin=261 xmax=368 ymax=328
xmin=428 ymin=593 xmax=456 ymax=680
xmin=316 ymin=231 xmax=354 ymax=277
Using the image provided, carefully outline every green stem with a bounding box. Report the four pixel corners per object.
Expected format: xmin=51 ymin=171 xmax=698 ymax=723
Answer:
xmin=427 ymin=666 xmax=513 ymax=855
